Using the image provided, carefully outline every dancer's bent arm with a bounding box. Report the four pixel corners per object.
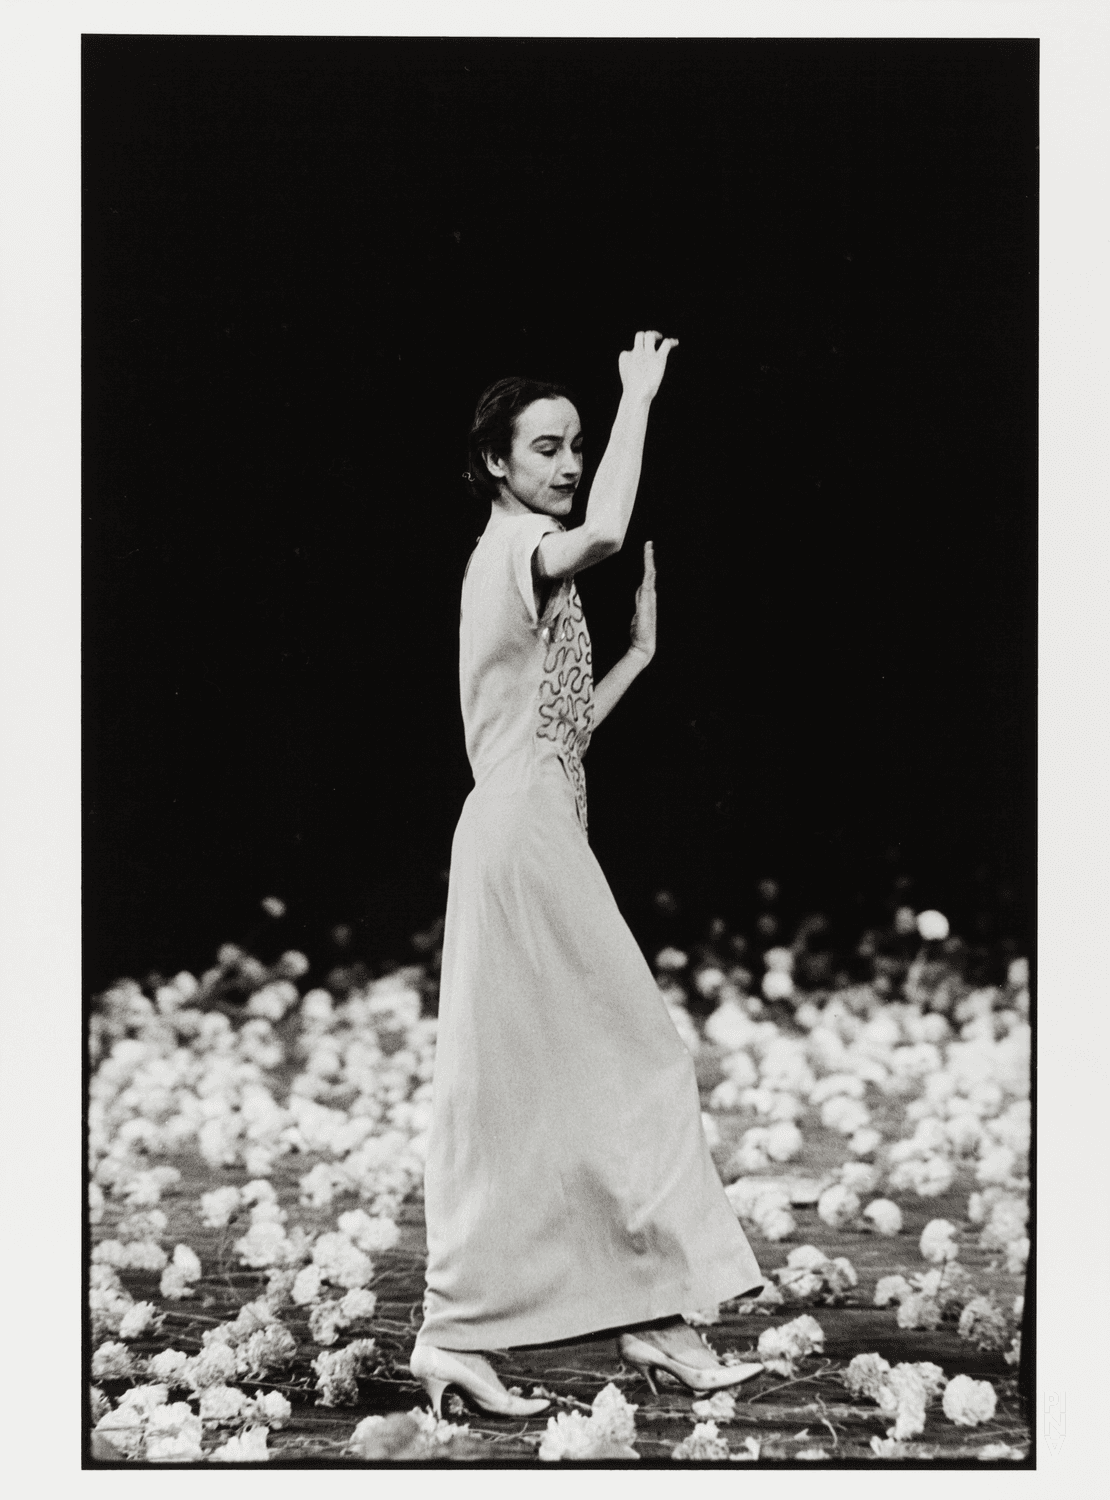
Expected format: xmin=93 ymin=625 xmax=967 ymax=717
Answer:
xmin=592 ymin=540 xmax=656 ymax=730
xmin=534 ymin=331 xmax=677 ymax=582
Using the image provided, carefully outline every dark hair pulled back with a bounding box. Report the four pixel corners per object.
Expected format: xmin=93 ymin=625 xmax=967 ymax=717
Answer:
xmin=464 ymin=376 xmax=578 ymax=501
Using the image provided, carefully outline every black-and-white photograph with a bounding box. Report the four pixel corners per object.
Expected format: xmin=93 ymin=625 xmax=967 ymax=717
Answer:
xmin=79 ymin=28 xmax=1041 ymax=1468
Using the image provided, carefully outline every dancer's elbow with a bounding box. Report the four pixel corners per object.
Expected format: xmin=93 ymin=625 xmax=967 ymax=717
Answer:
xmin=581 ymin=522 xmax=623 ymax=561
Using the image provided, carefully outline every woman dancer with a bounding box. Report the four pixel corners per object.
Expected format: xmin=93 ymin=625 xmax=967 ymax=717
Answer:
xmin=410 ymin=332 xmax=764 ymax=1418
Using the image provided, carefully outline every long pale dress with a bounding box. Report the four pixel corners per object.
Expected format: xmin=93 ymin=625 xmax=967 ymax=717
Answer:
xmin=416 ymin=506 xmax=762 ymax=1351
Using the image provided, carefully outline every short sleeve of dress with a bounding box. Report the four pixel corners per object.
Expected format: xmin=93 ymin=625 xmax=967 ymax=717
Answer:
xmin=506 ymin=512 xmax=565 ymax=628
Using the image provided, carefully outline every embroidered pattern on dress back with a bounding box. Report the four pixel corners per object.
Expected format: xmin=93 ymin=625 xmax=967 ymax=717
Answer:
xmin=536 ymin=582 xmax=594 ymax=832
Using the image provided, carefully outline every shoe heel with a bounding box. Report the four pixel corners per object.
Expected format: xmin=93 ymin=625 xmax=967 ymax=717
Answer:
xmin=627 ymin=1359 xmax=659 ymax=1395
xmin=421 ymin=1375 xmax=449 ymax=1418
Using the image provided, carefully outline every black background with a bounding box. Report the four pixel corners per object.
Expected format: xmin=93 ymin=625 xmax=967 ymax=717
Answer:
xmin=83 ymin=37 xmax=1037 ymax=991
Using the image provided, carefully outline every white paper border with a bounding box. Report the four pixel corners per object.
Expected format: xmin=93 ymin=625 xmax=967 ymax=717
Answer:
xmin=2 ymin=3 xmax=1106 ymax=1495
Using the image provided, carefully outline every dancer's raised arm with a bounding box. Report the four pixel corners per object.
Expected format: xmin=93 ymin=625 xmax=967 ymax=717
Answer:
xmin=534 ymin=331 xmax=677 ymax=581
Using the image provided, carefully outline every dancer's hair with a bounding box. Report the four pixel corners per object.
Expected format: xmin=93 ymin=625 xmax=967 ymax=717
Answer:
xmin=464 ymin=377 xmax=578 ymax=501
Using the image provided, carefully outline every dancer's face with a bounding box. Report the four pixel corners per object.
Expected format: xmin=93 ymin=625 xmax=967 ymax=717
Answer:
xmin=485 ymin=397 xmax=583 ymax=518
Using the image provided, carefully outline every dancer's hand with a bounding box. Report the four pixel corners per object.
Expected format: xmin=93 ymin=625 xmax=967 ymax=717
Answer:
xmin=618 ymin=330 xmax=679 ymax=404
xmin=593 ymin=541 xmax=657 ymax=726
xmin=629 ymin=541 xmax=656 ymax=660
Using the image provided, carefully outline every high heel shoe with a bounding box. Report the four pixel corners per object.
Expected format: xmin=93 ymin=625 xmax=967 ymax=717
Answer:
xmin=409 ymin=1343 xmax=552 ymax=1419
xmin=619 ymin=1331 xmax=763 ymax=1394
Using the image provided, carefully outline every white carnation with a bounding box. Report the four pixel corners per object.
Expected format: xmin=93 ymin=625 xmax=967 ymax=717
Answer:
xmin=845 ymin=1351 xmax=891 ymax=1400
xmin=896 ymin=1292 xmax=942 ymax=1331
xmin=694 ymin=966 xmax=726 ymax=999
xmin=118 ymin=1300 xmax=160 ymax=1340
xmin=726 ymin=1179 xmax=788 ymax=1220
xmin=942 ymin=1373 xmax=997 ymax=1426
xmin=247 ymin=981 xmax=298 ymax=1020
xmin=786 ymin=1244 xmax=828 ymax=1272
xmin=199 ymin=1384 xmax=251 ymax=1424
xmin=243 ymin=1145 xmax=279 ymax=1176
xmin=976 ymin=1146 xmax=1018 ymax=1186
xmin=836 ymin=1161 xmax=878 ymax=1195
xmin=184 ymin=1341 xmax=238 ymax=1390
xmin=809 ymin=1073 xmax=865 ymax=1105
xmin=277 ymin=949 xmax=310 ymax=978
xmin=762 ymin=969 xmax=795 ymax=1002
xmin=302 ymin=987 xmax=334 ymax=1023
xmin=691 ymin=1391 xmax=736 ymax=1422
xmin=159 ymin=1266 xmax=193 ymax=1301
xmin=820 ymin=1096 xmax=871 ymax=1135
xmin=870 ymin=1436 xmax=910 ymax=1457
xmin=958 ymin=1296 xmax=1010 ymax=1351
xmin=874 ymin=1275 xmax=913 ymax=1308
xmin=817 ymin=1184 xmax=860 ymax=1228
xmin=234 ymin=1220 xmax=290 ymax=1269
xmin=730 ymin=1140 xmax=771 ymax=1175
xmin=888 ymin=1153 xmax=955 ymax=1197
xmin=655 ymin=946 xmax=688 ymax=971
xmin=90 ymin=1283 xmax=133 ymax=1337
xmin=876 ymin=1366 xmax=929 ymax=1440
xmin=92 ymin=1404 xmax=146 ymax=1458
xmin=249 ymin=1390 xmax=292 ymax=1427
xmin=708 ymin=1078 xmax=741 ymax=1111
xmin=720 ymin=1047 xmax=759 ymax=1087
xmin=336 ymin=1209 xmax=400 ymax=1254
xmin=671 ymin=1420 xmax=729 ymax=1461
xmin=338 ymin=1287 xmax=378 ymax=1322
xmin=919 ymin=1219 xmax=960 ymax=1263
xmin=199 ymin=1186 xmax=242 ymax=1228
xmin=292 ymin=1265 xmax=325 ymax=1305
xmin=756 ymin=1315 xmax=824 ymax=1376
xmin=298 ymin=1162 xmax=350 ymax=1209
xmin=757 ymin=1204 xmax=796 ymax=1242
xmin=588 ymin=1382 xmax=639 ymax=1447
xmin=144 ymin=1403 xmax=204 ymax=1462
xmin=538 ymin=1410 xmax=604 ymax=1461
xmin=117 ymin=1382 xmax=169 ymax=1415
xmin=849 ymin=1126 xmax=884 ymax=1156
xmin=765 ymin=1121 xmax=803 ymax=1162
xmin=209 ymin=1424 xmax=271 ymax=1462
xmin=92 ymin=1341 xmax=135 ymax=1380
xmin=916 ymin=909 xmax=950 ymax=941
xmin=146 ymin=1348 xmax=191 ymax=1385
xmin=312 ymin=1339 xmax=378 ymax=1407
xmin=774 ymin=1267 xmax=824 ymax=1303
xmin=863 ymin=1199 xmax=903 ymax=1235
xmin=825 ymin=1256 xmax=859 ymax=1294
xmin=536 ymin=1386 xmax=640 ymax=1462
xmin=945 ymin=1112 xmax=985 ymax=1154
xmin=979 ymin=1195 xmax=1028 ymax=1250
xmin=312 ymin=1231 xmax=374 ymax=1289
xmin=249 ymin=1198 xmax=286 ymax=1226
xmin=309 ymin=1300 xmax=347 ymax=1346
xmin=1004 ymin=1236 xmax=1029 ymax=1274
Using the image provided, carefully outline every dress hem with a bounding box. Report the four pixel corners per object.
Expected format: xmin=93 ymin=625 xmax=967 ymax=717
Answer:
xmin=414 ymin=1267 xmax=765 ymax=1353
